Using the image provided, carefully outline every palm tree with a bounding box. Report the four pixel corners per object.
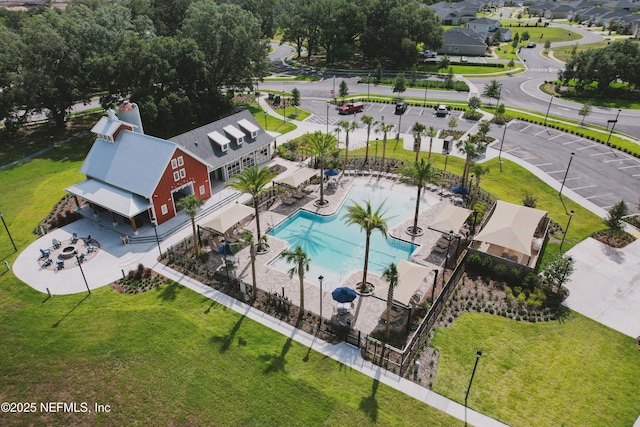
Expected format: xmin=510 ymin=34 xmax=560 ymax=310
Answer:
xmin=176 ymin=194 xmax=204 ymax=256
xmin=281 ymin=245 xmax=310 ymax=313
xmin=360 ymin=115 xmax=376 ymax=165
xmin=240 ymin=229 xmax=266 ymax=298
xmin=456 ymin=133 xmax=480 ymax=187
xmin=427 ymin=126 xmax=437 ymax=160
xmin=226 ymin=165 xmax=277 ymax=251
xmin=470 ymin=163 xmax=490 ymax=207
xmin=343 ymin=200 xmax=389 ymax=292
xmin=410 ymin=121 xmax=427 ymax=162
xmin=382 ymin=262 xmax=398 ymax=340
xmin=375 ymin=122 xmax=395 ymax=172
xmin=336 ymin=120 xmax=358 ymax=167
xmin=399 ymin=159 xmax=440 ymax=235
xmin=301 ymin=131 xmax=337 ymax=206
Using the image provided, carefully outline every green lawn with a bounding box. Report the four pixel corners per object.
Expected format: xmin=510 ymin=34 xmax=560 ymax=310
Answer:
xmin=498 ymin=23 xmax=584 ymax=44
xmin=431 ymin=312 xmax=640 ymax=427
xmin=0 ymin=130 xmax=459 ymax=426
xmin=552 ymin=40 xmax=611 ymax=63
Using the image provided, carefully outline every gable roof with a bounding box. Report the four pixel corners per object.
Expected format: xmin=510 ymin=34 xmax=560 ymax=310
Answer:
xmin=170 ymin=110 xmax=273 ymax=170
xmin=467 ymin=17 xmax=498 ymax=26
xmin=443 ymin=28 xmax=487 ymax=47
xmin=80 ymin=129 xmax=177 ymax=198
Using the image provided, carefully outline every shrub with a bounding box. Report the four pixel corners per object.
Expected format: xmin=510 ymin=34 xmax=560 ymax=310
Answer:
xmin=522 ymin=191 xmax=538 ymax=208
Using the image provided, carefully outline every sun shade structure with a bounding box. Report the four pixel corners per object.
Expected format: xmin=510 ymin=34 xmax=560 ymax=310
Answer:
xmin=473 ymin=201 xmax=547 ymax=256
xmin=66 ymin=179 xmax=151 ymax=218
xmin=201 ymin=203 xmax=254 ymax=234
xmin=428 ymin=204 xmax=473 ymax=234
xmin=394 ymin=260 xmax=432 ymax=306
xmin=276 ymin=167 xmax=318 ymax=188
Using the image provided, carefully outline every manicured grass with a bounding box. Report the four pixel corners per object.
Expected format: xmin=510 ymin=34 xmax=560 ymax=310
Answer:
xmin=244 ymin=103 xmax=297 ymax=134
xmin=430 ymin=312 xmax=640 ymax=427
xmin=498 ymin=23 xmax=583 ymax=43
xmin=0 ymin=136 xmax=460 ymax=426
xmin=552 ymin=40 xmax=610 ymax=63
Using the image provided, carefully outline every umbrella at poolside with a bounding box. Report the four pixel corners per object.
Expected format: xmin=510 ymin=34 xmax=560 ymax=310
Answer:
xmin=332 ymin=287 xmax=357 ymax=303
xmin=324 ymin=169 xmax=340 ymax=177
xmin=452 ymin=186 xmax=469 ymax=195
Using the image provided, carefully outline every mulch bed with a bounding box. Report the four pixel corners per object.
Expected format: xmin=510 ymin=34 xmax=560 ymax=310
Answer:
xmin=591 ymin=229 xmax=636 ymax=248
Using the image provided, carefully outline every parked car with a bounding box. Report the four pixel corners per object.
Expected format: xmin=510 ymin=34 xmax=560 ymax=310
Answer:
xmin=395 ymin=101 xmax=407 ymax=115
xmin=435 ymin=104 xmax=450 ymax=117
xmin=419 ymin=50 xmax=436 ymax=58
xmin=460 ymin=56 xmax=468 ymax=63
xmin=527 ymin=42 xmax=536 ymax=48
xmin=338 ymin=101 xmax=365 ymax=115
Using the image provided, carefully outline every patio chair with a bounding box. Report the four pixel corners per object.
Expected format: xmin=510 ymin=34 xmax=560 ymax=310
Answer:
xmin=42 ymin=258 xmax=52 ymax=268
xmin=291 ymin=191 xmax=306 ymax=199
xmin=39 ymin=249 xmax=51 ymax=259
xmin=52 ymin=239 xmax=61 ymax=249
xmin=281 ymin=196 xmax=296 ymax=206
xmin=71 ymin=233 xmax=78 ymax=244
xmin=87 ymin=245 xmax=96 ymax=253
xmin=76 ymin=253 xmax=85 ymax=264
xmin=56 ymin=261 xmax=65 ymax=270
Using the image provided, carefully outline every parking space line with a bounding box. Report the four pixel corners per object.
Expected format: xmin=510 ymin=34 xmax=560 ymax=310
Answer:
xmin=618 ymin=164 xmax=640 ymax=170
xmin=562 ymin=139 xmax=582 ymax=145
xmin=534 ymin=129 xmax=550 ymax=136
xmin=531 ymin=162 xmax=552 ymax=167
xmin=563 ymin=177 xmax=580 ymax=181
xmin=519 ymin=124 xmax=532 ymax=132
xmin=505 ymin=148 xmax=520 ymax=153
xmin=548 ymin=134 xmax=564 ymax=140
xmin=378 ymin=105 xmax=385 ymax=112
xmin=576 ymin=144 xmax=598 ymax=151
xmin=546 ymin=170 xmax=565 ymax=174
xmin=570 ymin=185 xmax=597 ymax=191
xmin=603 ymin=158 xmax=629 ymax=163
xmin=520 ymin=156 xmax=539 ymax=161
xmin=590 ymin=152 xmax=613 ymax=157
xmin=584 ymin=193 xmax=612 ymax=200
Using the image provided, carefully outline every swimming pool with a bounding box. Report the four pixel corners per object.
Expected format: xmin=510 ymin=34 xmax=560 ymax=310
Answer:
xmin=268 ymin=181 xmax=421 ymax=289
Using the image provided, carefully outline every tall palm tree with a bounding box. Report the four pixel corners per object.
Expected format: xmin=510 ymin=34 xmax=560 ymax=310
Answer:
xmin=410 ymin=121 xmax=427 ymax=162
xmin=382 ymin=262 xmax=398 ymax=340
xmin=360 ymin=115 xmax=376 ymax=165
xmin=301 ymin=131 xmax=337 ymax=206
xmin=176 ymin=194 xmax=204 ymax=256
xmin=226 ymin=165 xmax=277 ymax=251
xmin=456 ymin=133 xmax=480 ymax=187
xmin=343 ymin=200 xmax=389 ymax=291
xmin=399 ymin=158 xmax=440 ymax=235
xmin=469 ymin=163 xmax=490 ymax=207
xmin=240 ymin=229 xmax=266 ymax=298
xmin=427 ymin=126 xmax=437 ymax=160
xmin=335 ymin=120 xmax=358 ymax=167
xmin=375 ymin=122 xmax=395 ymax=172
xmin=281 ymin=245 xmax=310 ymax=313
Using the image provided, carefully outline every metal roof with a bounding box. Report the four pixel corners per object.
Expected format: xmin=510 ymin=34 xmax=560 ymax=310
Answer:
xmin=80 ymin=129 xmax=176 ymax=198
xmin=169 ymin=110 xmax=273 ymax=170
xmin=66 ymin=179 xmax=151 ymax=218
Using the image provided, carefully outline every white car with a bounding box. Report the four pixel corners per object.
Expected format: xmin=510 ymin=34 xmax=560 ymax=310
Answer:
xmin=460 ymin=56 xmax=468 ymax=63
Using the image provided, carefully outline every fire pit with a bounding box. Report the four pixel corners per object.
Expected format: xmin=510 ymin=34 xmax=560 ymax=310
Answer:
xmin=60 ymin=246 xmax=77 ymax=259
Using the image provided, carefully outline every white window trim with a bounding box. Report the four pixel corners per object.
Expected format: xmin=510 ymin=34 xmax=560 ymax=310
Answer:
xmin=173 ymin=171 xmax=180 ymax=181
xmin=177 ymin=156 xmax=184 ymax=166
xmin=179 ymin=168 xmax=186 ymax=178
xmin=171 ymin=159 xmax=178 ymax=169
xmin=161 ymin=204 xmax=168 ymax=215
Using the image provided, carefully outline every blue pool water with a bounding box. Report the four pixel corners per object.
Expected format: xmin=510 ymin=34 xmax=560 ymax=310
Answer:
xmin=268 ymin=181 xmax=420 ymax=289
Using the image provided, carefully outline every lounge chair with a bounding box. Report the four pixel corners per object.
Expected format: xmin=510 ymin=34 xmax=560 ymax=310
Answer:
xmin=281 ymin=196 xmax=296 ymax=205
xmin=42 ymin=258 xmax=52 ymax=267
xmin=87 ymin=245 xmax=96 ymax=253
xmin=76 ymin=253 xmax=85 ymax=264
xmin=52 ymin=239 xmax=61 ymax=249
xmin=39 ymin=249 xmax=50 ymax=259
xmin=70 ymin=233 xmax=78 ymax=244
xmin=291 ymin=191 xmax=306 ymax=199
xmin=56 ymin=261 xmax=65 ymax=270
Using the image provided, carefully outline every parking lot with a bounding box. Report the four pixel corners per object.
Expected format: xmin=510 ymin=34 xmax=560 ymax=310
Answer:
xmin=488 ymin=120 xmax=640 ymax=214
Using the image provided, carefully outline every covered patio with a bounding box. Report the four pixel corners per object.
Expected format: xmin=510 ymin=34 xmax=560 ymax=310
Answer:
xmin=470 ymin=201 xmax=548 ymax=269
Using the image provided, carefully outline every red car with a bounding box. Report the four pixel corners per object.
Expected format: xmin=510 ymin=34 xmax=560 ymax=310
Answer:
xmin=338 ymin=101 xmax=364 ymax=114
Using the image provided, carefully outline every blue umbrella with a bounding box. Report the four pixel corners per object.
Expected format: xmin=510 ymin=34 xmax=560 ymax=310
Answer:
xmin=452 ymin=186 xmax=469 ymax=195
xmin=217 ymin=243 xmax=234 ymax=256
xmin=332 ymin=287 xmax=357 ymax=303
xmin=324 ymin=169 xmax=340 ymax=177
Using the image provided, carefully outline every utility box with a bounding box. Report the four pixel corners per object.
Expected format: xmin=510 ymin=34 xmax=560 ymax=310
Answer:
xmin=443 ymin=136 xmax=453 ymax=152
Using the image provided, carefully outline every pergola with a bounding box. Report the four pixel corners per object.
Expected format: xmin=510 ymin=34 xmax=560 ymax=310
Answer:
xmin=200 ymin=203 xmax=254 ymax=234
xmin=274 ymin=167 xmax=318 ymax=188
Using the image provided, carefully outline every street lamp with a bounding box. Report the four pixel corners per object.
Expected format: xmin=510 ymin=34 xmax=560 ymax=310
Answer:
xmin=0 ymin=212 xmax=17 ymax=252
xmin=543 ymin=94 xmax=555 ymax=127
xmin=605 ymin=109 xmax=621 ymax=146
xmin=559 ymin=210 xmax=574 ymax=253
xmin=150 ymin=217 xmax=162 ymax=259
xmin=559 ymin=152 xmax=575 ymax=197
xmin=326 ymin=102 xmax=330 ymax=134
xmin=444 ymin=151 xmax=450 ymax=172
xmin=73 ymin=250 xmax=91 ymax=295
xmin=498 ymin=122 xmax=508 ymax=172
xmin=464 ymin=349 xmax=483 ymax=427
xmin=375 ymin=137 xmax=379 ymax=162
xmin=423 ymin=78 xmax=428 ymax=107
xmin=282 ymin=90 xmax=286 ymax=123
xmin=444 ymin=230 xmax=454 ymax=272
xmin=264 ymin=110 xmax=267 ymax=128
xmin=367 ymin=73 xmax=371 ymax=101
xmin=318 ymin=275 xmax=324 ymax=328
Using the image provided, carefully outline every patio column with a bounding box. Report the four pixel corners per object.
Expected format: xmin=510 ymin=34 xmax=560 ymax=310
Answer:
xmin=129 ymin=217 xmax=139 ymax=235
xmin=110 ymin=211 xmax=117 ymax=227
xmin=72 ymin=195 xmax=81 ymax=211
xmin=90 ymin=202 xmax=98 ymax=218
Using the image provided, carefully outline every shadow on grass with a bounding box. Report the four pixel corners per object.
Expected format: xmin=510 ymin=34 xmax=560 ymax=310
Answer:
xmin=156 ymin=281 xmax=181 ymax=302
xmin=210 ymin=315 xmax=246 ymax=353
xmin=260 ymin=335 xmax=294 ymax=373
xmin=359 ymin=378 xmax=380 ymax=422
xmin=203 ymin=298 xmax=220 ymax=314
xmin=52 ymin=294 xmax=90 ymax=328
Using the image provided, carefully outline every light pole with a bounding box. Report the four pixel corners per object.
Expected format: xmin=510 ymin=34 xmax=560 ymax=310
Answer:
xmin=498 ymin=122 xmax=507 ymax=172
xmin=431 ymin=269 xmax=438 ymax=303
xmin=367 ymin=73 xmax=371 ymax=101
xmin=375 ymin=137 xmax=379 ymax=162
xmin=318 ymin=275 xmax=324 ymax=328
xmin=464 ymin=349 xmax=483 ymax=427
xmin=264 ymin=110 xmax=267 ymax=128
xmin=559 ymin=210 xmax=574 ymax=253
xmin=543 ymin=94 xmax=555 ymax=127
xmin=282 ymin=90 xmax=286 ymax=123
xmin=74 ymin=251 xmax=90 ymax=295
xmin=0 ymin=212 xmax=17 ymax=252
xmin=326 ymin=102 xmax=330 ymax=134
xmin=444 ymin=151 xmax=450 ymax=172
xmin=423 ymin=78 xmax=428 ymax=107
xmin=605 ymin=109 xmax=621 ymax=146
xmin=559 ymin=152 xmax=575 ymax=197
xmin=151 ymin=217 xmax=162 ymax=259
xmin=444 ymin=230 xmax=454 ymax=272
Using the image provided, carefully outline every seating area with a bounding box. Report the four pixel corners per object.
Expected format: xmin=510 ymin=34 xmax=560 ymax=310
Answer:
xmin=36 ymin=234 xmax=101 ymax=271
